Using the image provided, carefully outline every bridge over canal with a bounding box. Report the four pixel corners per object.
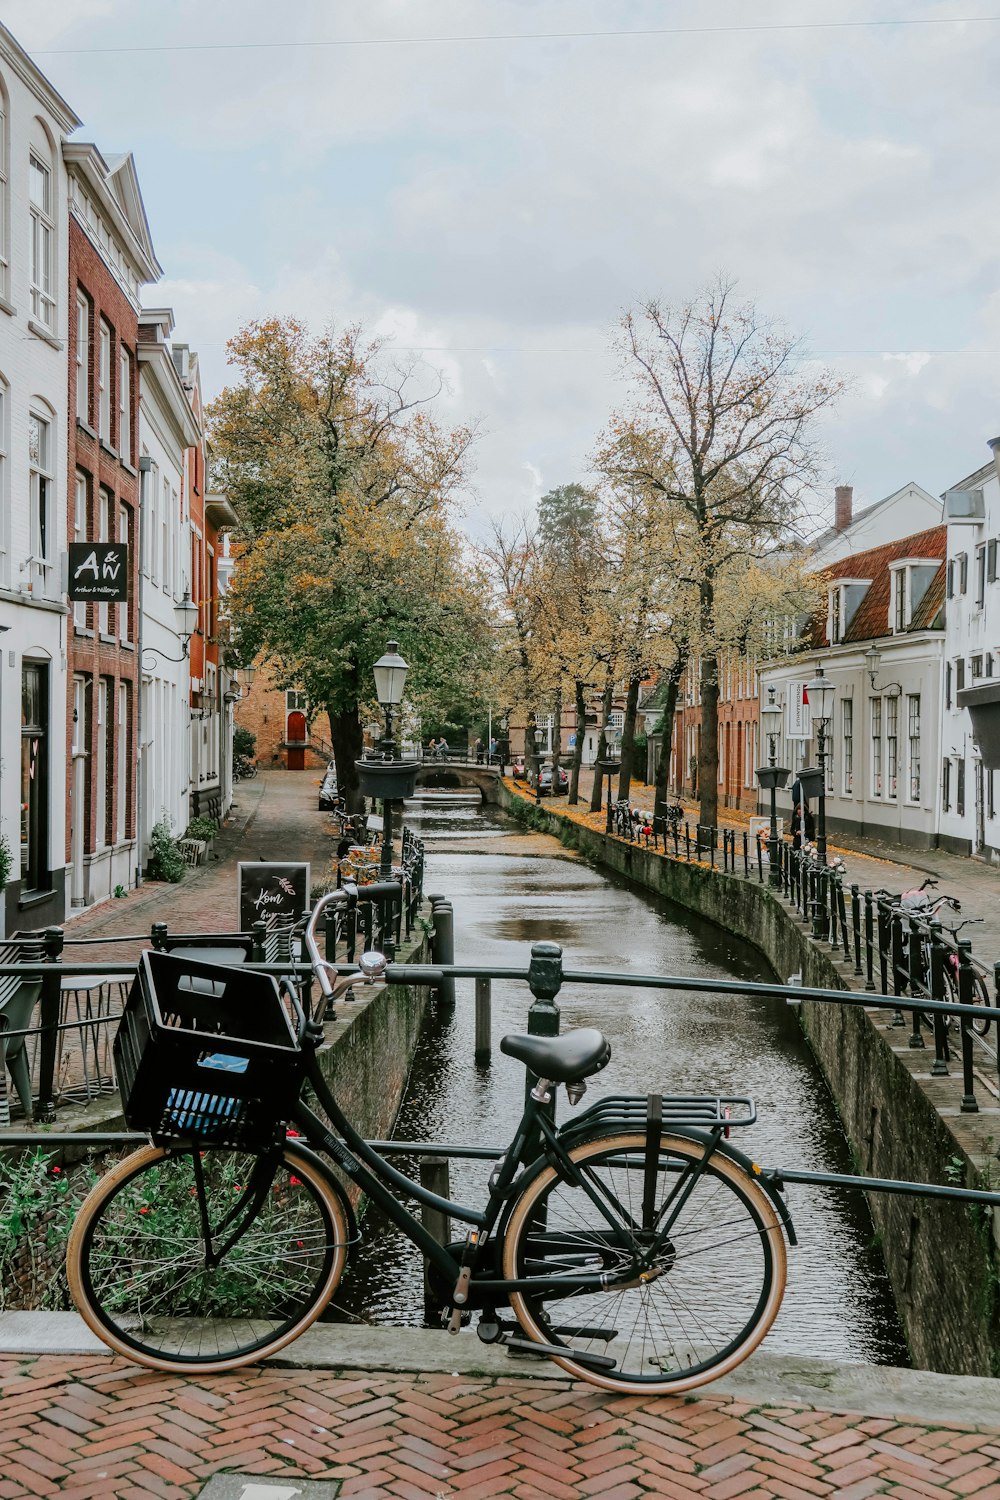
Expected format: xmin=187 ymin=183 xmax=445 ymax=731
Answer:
xmin=411 ymin=758 xmax=502 ymax=803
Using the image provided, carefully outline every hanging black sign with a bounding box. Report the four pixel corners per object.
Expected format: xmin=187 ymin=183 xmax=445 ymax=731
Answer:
xmin=68 ymin=543 xmax=129 ymax=601
xmin=237 ymin=861 xmax=311 ymax=930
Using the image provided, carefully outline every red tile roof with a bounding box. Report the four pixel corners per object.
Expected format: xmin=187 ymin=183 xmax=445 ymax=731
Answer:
xmin=809 ymin=525 xmax=947 ymax=646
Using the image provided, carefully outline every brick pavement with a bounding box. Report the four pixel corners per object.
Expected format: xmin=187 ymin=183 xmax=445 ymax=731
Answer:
xmin=0 ymin=1353 xmax=998 ymax=1499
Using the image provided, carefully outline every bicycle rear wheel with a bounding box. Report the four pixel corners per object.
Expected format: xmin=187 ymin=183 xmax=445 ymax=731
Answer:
xmin=67 ymin=1142 xmax=349 ymax=1372
xmin=502 ymin=1131 xmax=786 ymax=1394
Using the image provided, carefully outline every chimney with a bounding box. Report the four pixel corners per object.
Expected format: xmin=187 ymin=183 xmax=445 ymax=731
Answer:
xmin=834 ymin=485 xmax=853 ymax=532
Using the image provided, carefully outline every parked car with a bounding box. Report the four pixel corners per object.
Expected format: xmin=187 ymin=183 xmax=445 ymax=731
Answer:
xmin=511 ymin=755 xmax=527 ymax=779
xmin=537 ymin=764 xmax=569 ymax=795
xmin=318 ymin=762 xmax=340 ymax=811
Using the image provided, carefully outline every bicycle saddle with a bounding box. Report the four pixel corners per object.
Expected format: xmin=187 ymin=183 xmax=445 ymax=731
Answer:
xmin=500 ymin=1027 xmax=611 ymax=1083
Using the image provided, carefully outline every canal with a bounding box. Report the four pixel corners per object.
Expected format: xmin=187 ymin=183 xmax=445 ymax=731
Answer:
xmin=334 ymin=798 xmax=907 ymax=1366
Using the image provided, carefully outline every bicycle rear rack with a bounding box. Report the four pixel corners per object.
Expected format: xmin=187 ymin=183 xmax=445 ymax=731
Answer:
xmin=560 ymin=1092 xmax=756 ymax=1145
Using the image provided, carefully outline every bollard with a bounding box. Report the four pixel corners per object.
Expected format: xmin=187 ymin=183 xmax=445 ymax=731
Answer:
xmin=36 ymin=926 xmax=64 ymax=1124
xmin=431 ymin=900 xmax=456 ymax=1010
xmin=474 ymin=976 xmax=491 ymax=1064
xmin=419 ymin=1156 xmax=452 ymax=1321
xmin=150 ymin=921 xmax=168 ymax=950
xmin=251 ymin=919 xmax=267 ymax=964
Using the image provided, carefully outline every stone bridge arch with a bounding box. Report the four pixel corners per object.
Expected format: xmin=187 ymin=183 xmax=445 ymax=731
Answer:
xmin=411 ymin=763 xmax=502 ymax=805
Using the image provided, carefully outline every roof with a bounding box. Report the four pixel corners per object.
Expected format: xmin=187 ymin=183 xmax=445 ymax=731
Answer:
xmin=63 ymin=143 xmax=162 ymax=283
xmin=0 ymin=23 xmax=81 ymax=133
xmin=808 ymin=481 xmax=940 ymax=555
xmin=807 ymin=524 xmax=947 ymax=646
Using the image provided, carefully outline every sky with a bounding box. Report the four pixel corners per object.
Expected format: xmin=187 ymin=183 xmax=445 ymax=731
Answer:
xmin=10 ymin=0 xmax=1000 ymax=539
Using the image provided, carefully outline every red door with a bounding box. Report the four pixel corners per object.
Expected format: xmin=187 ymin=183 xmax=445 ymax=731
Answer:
xmin=287 ymin=710 xmax=307 ymax=770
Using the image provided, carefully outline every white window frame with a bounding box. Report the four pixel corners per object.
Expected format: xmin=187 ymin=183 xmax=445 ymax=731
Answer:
xmin=95 ymin=678 xmax=108 ymax=851
xmin=161 ymin=474 xmax=170 ymax=594
xmin=76 ymin=291 xmax=90 ymax=423
xmin=98 ymin=486 xmax=113 ymax=635
xmin=28 ymin=409 xmax=53 ymax=594
xmin=907 ymin=694 xmax=921 ymax=803
xmin=0 ymin=379 xmax=8 ymax=589
xmin=886 ymin=695 xmax=898 ymax=801
xmin=74 ymin=472 xmax=88 ymax=630
xmin=118 ymin=500 xmax=130 ymax=643
xmin=871 ymin=697 xmax=882 ymax=798
xmin=118 ymin=346 xmax=131 ymax=465
xmin=147 ymin=460 xmax=158 ymax=581
xmin=99 ymin=321 xmax=112 ymax=443
xmin=117 ymin=681 xmax=128 ymax=842
xmin=0 ymin=93 xmax=9 ymax=300
xmin=842 ymin=698 xmax=853 ymax=795
xmin=29 ymin=152 xmax=54 ymax=328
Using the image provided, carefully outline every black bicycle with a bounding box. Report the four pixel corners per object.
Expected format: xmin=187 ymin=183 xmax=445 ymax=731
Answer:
xmin=66 ymin=884 xmax=793 ymax=1393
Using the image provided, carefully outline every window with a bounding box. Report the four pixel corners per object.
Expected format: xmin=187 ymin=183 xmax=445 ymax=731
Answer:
xmin=95 ymin=678 xmax=109 ymax=850
xmin=988 ymin=655 xmax=995 ymax=680
xmin=976 ymin=545 xmax=987 ymax=608
xmin=946 ymin=661 xmax=952 ymax=710
xmin=28 ymin=153 xmax=54 ymax=327
xmin=842 ymin=699 xmax=853 ymax=794
xmin=886 ymin=696 xmax=898 ymax=800
xmin=146 ymin=461 xmax=158 ymax=581
xmin=990 ymin=770 xmax=996 ymax=823
xmin=972 ymin=655 xmax=983 ymax=680
xmin=893 ymin=571 xmax=906 ymax=632
xmin=957 ymin=757 xmax=966 ymax=818
xmin=73 ymin=473 xmax=88 ymax=630
xmin=28 ymin=411 xmax=52 ymax=593
xmin=0 ymin=380 xmax=7 ymax=589
xmin=942 ymin=757 xmax=951 ymax=813
xmin=20 ymin=664 xmax=49 ymax=891
xmin=286 ymin=690 xmax=307 ymax=712
xmin=830 ymin=587 xmax=842 ymax=643
xmin=117 ymin=682 xmax=129 ymax=842
xmin=990 ymin=539 xmax=999 ymax=585
xmin=162 ymin=475 xmax=171 ymax=593
xmin=959 ymin=553 xmax=968 ymax=594
xmin=119 ymin=347 xmax=131 ymax=464
xmin=118 ymin=501 xmax=131 ymax=643
xmin=76 ymin=291 xmax=90 ymax=422
xmin=947 ymin=559 xmax=955 ymax=599
xmin=0 ymin=93 xmax=8 ymax=299
xmin=907 ymin=695 xmax=921 ymax=801
xmin=99 ymin=321 xmax=112 ymax=443
xmin=98 ymin=487 xmax=114 ymax=635
xmin=871 ymin=698 xmax=882 ymax=797
xmin=955 ymin=657 xmax=966 ymax=692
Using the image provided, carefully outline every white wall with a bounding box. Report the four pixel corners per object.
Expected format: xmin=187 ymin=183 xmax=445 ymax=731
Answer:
xmin=815 ymin=483 xmax=942 ymax=569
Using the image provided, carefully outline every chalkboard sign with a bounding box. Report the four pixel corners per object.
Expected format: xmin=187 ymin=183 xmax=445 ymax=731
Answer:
xmin=237 ymin=862 xmax=311 ymax=930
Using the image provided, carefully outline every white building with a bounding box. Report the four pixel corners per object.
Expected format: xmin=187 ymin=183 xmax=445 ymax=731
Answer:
xmin=136 ymin=308 xmax=198 ymax=867
xmin=938 ymin=452 xmax=1000 ymax=858
xmin=763 ymin=523 xmax=947 ymax=850
xmin=810 ymin=483 xmax=943 ymax=568
xmin=0 ymin=27 xmax=80 ymax=935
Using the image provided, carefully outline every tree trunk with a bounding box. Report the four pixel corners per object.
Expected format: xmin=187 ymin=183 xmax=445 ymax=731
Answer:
xmin=616 ymin=674 xmax=642 ymax=803
xmin=653 ymin=651 xmax=687 ymax=822
xmin=698 ymin=574 xmax=719 ymax=831
xmin=551 ymin=684 xmax=563 ymax=796
xmin=328 ymin=704 xmax=364 ymax=813
xmin=568 ymin=679 xmax=586 ymax=804
xmin=589 ymin=679 xmax=614 ymax=812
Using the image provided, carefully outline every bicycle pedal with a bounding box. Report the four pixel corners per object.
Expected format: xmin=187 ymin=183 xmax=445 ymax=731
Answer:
xmin=445 ymin=1305 xmax=467 ymax=1334
xmin=452 ymin=1228 xmax=479 ymax=1306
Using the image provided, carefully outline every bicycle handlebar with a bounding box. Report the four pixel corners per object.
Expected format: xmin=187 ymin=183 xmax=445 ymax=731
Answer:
xmin=303 ymin=882 xmax=402 ymax=999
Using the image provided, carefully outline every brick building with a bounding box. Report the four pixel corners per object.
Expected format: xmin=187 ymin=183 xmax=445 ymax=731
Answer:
xmin=63 ymin=145 xmax=160 ymax=907
xmin=233 ymin=653 xmax=328 ymax=771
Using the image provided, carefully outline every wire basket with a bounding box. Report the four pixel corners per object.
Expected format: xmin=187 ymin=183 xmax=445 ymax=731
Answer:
xmin=114 ymin=950 xmax=304 ymax=1149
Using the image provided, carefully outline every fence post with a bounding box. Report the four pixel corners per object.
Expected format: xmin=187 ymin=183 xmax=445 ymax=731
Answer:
xmin=35 ymin=926 xmax=64 ymax=1124
xmin=251 ymin=920 xmax=267 ymax=964
xmin=419 ymin=1156 xmax=451 ymax=1320
xmin=150 ymin=921 xmax=168 ymax=950
xmin=475 ymin=977 xmax=492 ymax=1064
xmin=957 ymin=942 xmax=979 ymax=1113
xmin=525 ymin=941 xmax=562 ymax=1132
xmin=828 ymin=870 xmax=841 ymax=952
xmin=927 ymin=921 xmax=949 ymax=1075
xmin=905 ymin=914 xmax=924 ymax=1049
xmin=863 ymin=890 xmax=876 ymax=991
xmin=431 ymin=898 xmax=456 ymax=1010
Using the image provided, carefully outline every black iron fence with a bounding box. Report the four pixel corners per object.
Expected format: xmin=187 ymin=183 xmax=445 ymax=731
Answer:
xmin=0 ymin=834 xmax=425 ymax=1127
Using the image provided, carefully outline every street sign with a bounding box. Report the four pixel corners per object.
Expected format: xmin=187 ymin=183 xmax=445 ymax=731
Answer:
xmin=785 ymin=681 xmax=813 ymax=741
xmin=67 ymin=542 xmax=129 ymax=601
xmin=237 ymin=861 xmax=311 ymax=929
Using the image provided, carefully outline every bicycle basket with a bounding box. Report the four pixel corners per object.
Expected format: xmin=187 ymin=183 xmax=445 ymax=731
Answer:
xmin=114 ymin=950 xmax=304 ymax=1149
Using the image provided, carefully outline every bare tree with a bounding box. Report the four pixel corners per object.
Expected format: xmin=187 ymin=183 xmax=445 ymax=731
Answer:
xmin=605 ymin=280 xmax=841 ymax=831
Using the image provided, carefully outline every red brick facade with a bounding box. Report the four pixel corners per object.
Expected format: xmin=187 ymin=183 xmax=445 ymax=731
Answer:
xmin=65 ymin=214 xmax=141 ymax=900
xmin=234 ymin=658 xmax=328 ymax=770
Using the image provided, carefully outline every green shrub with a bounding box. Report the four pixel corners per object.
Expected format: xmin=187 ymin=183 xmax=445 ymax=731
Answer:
xmin=233 ymin=726 xmax=256 ymax=761
xmin=149 ymin=815 xmax=185 ymax=883
xmin=0 ymin=1150 xmax=98 ymax=1311
xmin=0 ymin=831 xmax=12 ymax=892
xmin=184 ymin=815 xmax=218 ymax=842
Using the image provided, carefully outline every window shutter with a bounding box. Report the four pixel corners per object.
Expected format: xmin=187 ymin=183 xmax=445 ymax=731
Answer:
xmin=989 ymin=539 xmax=998 ymax=584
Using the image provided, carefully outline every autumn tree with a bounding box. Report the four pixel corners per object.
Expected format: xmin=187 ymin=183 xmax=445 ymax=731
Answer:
xmin=209 ymin=319 xmax=491 ymax=809
xmin=604 ymin=280 xmax=841 ymax=831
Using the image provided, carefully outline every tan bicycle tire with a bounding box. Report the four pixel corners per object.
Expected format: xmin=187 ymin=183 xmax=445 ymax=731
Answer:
xmin=67 ymin=1142 xmax=349 ymax=1374
xmin=502 ymin=1130 xmax=787 ymax=1394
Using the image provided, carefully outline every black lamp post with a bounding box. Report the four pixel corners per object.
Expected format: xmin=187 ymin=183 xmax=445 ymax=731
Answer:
xmin=356 ymin=641 xmax=417 ymax=884
xmin=804 ymin=666 xmax=835 ymax=867
xmin=755 ymin=686 xmax=790 ymax=888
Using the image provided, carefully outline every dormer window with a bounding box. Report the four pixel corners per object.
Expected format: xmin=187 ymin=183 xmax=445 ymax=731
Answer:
xmin=889 ymin=559 xmax=939 ymax=633
xmin=826 ymin=579 xmax=870 ymax=644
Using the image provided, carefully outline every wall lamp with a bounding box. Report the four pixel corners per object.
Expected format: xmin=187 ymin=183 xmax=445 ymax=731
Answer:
xmin=863 ymin=645 xmax=902 ymax=697
xmin=140 ymin=592 xmax=199 ymax=671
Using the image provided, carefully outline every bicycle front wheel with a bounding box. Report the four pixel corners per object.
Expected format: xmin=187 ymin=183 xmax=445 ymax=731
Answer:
xmin=502 ymin=1131 xmax=787 ymax=1394
xmin=67 ymin=1143 xmax=349 ymax=1373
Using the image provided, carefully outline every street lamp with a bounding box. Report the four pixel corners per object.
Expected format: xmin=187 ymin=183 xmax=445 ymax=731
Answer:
xmin=863 ymin=645 xmax=902 ymax=696
xmin=140 ymin=591 xmax=200 ymax=671
xmin=354 ymin=641 xmax=419 ymax=908
xmin=804 ymin=664 xmax=835 ymax=866
xmin=373 ymin=640 xmax=408 ymax=752
xmin=755 ymin=686 xmax=790 ymax=888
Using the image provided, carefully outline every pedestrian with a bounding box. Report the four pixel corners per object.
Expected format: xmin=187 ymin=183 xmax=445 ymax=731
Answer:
xmin=475 ymin=736 xmax=484 ymax=764
xmin=436 ymin=735 xmax=449 ymax=760
xmin=427 ymin=737 xmax=437 ymax=759
xmin=489 ymin=737 xmax=497 ymax=761
xmin=790 ymin=801 xmax=815 ymax=850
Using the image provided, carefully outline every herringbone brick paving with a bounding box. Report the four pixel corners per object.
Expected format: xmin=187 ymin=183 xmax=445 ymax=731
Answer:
xmin=0 ymin=1356 xmax=997 ymax=1499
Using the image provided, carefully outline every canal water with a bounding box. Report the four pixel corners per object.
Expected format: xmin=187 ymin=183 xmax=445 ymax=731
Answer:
xmin=333 ymin=799 xmax=907 ymax=1366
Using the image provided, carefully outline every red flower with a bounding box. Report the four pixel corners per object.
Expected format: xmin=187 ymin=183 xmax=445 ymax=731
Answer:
xmin=289 ymin=1175 xmax=301 ymax=1186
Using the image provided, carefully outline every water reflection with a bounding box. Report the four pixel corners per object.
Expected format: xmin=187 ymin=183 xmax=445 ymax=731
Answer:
xmin=332 ymin=801 xmax=907 ymax=1367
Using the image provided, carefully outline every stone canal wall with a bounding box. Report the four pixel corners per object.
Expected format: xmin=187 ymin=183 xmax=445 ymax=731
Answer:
xmin=498 ymin=785 xmax=1000 ymax=1378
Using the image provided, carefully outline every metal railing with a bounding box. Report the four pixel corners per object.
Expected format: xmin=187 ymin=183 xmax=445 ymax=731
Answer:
xmin=0 ymin=835 xmax=425 ymax=1127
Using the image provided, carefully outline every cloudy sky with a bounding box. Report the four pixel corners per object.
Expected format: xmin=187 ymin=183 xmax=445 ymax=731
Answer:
xmin=11 ymin=0 xmax=1000 ymax=536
